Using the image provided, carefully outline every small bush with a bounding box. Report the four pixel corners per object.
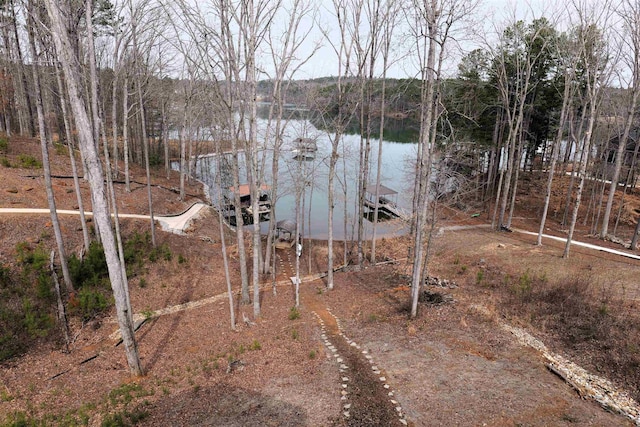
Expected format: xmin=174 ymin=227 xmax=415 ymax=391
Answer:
xmin=54 ymin=142 xmax=66 ymax=155
xmin=101 ymin=408 xmax=149 ymax=427
xmin=0 ymin=331 xmax=25 ymax=362
xmin=0 ymin=389 xmax=12 ymax=402
xmin=291 ymin=329 xmax=299 ymax=340
xmin=288 ymin=306 xmax=300 ymax=320
xmin=0 ymin=244 xmax=59 ymax=360
xmin=124 ymin=232 xmax=149 ymax=266
xmin=22 ymin=298 xmax=54 ymax=338
xmin=36 ymin=272 xmax=53 ymax=300
xmin=16 ymin=242 xmax=48 ymax=271
xmin=501 ymin=273 xmax=640 ymax=401
xmin=124 ymin=232 xmax=171 ymax=273
xmin=178 ymin=254 xmax=186 ymax=264
xmin=249 ymin=339 xmax=261 ymax=351
xmin=16 ymin=154 xmax=42 ymax=169
xmin=1 ymin=411 xmax=35 ymax=427
xmin=68 ymin=241 xmax=109 ymax=289
xmin=149 ymin=243 xmax=171 ymax=263
xmin=309 ymin=350 xmax=316 ymax=359
xmin=0 ymin=137 xmax=8 ymax=153
xmin=69 ymin=288 xmax=110 ymax=320
xmin=0 ymin=264 xmax=12 ymax=288
xmin=149 ymin=152 xmax=163 ymax=167
xmin=0 ymin=156 xmax=10 ymax=167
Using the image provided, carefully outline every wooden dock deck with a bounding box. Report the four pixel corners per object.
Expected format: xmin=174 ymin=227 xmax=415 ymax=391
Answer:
xmin=364 ymin=184 xmax=410 ymax=221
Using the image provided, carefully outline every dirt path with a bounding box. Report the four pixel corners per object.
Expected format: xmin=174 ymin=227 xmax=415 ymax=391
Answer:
xmin=302 ymin=285 xmax=409 ymax=426
xmin=275 ymin=248 xmax=408 ymax=425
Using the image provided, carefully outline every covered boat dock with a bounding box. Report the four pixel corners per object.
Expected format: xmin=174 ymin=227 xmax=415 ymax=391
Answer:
xmin=364 ymin=184 xmax=409 ymax=221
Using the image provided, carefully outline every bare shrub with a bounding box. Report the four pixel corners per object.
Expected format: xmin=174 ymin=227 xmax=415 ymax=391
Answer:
xmin=500 ymin=272 xmax=640 ymax=401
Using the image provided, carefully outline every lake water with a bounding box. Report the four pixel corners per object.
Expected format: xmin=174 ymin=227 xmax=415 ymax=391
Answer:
xmin=194 ymin=118 xmax=418 ymax=239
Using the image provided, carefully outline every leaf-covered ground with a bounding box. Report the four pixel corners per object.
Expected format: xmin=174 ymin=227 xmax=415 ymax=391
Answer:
xmin=1 ymin=136 xmax=638 ymax=426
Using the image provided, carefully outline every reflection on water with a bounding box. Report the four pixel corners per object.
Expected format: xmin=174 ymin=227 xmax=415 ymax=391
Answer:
xmin=194 ymin=117 xmax=417 ymax=240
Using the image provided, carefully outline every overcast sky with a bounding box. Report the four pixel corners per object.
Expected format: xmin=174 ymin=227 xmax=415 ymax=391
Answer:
xmin=273 ymin=0 xmax=555 ymax=80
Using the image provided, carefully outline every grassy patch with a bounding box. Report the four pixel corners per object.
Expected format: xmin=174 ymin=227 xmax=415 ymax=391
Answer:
xmin=54 ymin=143 xmax=66 ymax=156
xmin=101 ymin=407 xmax=149 ymax=427
xmin=16 ymin=154 xmax=41 ymax=169
xmin=108 ymin=383 xmax=153 ymax=407
xmin=288 ymin=306 xmax=300 ymax=320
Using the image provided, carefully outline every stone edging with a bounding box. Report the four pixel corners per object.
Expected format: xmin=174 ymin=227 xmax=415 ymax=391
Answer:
xmin=471 ymin=304 xmax=640 ymax=426
xmin=312 ymin=310 xmax=408 ymax=425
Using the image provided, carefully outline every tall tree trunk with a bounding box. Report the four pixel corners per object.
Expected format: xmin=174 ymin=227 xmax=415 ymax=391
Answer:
xmin=410 ymin=6 xmax=438 ymax=319
xmin=371 ymin=62 xmax=388 ymax=264
xmin=10 ymin=0 xmax=34 ymax=137
xmin=130 ymin=2 xmax=156 ymax=247
xmin=138 ymin=81 xmax=156 ymax=247
xmin=50 ymin=250 xmax=70 ymax=352
xmin=243 ymin=0 xmax=262 ymax=317
xmin=101 ymin=109 xmax=133 ymax=320
xmin=111 ymin=71 xmax=119 ymax=178
xmin=212 ymin=136 xmax=236 ymax=329
xmin=537 ymin=69 xmax=572 ymax=245
xmin=506 ymin=136 xmax=523 ymax=228
xmin=179 ymin=92 xmax=188 ymax=200
xmin=601 ymin=93 xmax=639 ymax=237
xmin=123 ymin=76 xmax=131 ymax=192
xmin=85 ymin=0 xmax=101 ymax=148
xmin=27 ymin=6 xmax=74 ymax=293
xmin=45 ymin=0 xmax=143 ymax=376
xmin=564 ymin=92 xmax=599 ymax=258
xmin=162 ymin=102 xmax=169 ymax=179
xmin=54 ymin=61 xmax=90 ymax=252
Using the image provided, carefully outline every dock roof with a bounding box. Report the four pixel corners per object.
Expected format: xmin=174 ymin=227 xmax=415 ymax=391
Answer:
xmin=366 ymin=184 xmax=398 ymax=196
xmin=228 ymin=184 xmax=270 ymax=197
xmin=276 ymin=219 xmax=297 ymax=234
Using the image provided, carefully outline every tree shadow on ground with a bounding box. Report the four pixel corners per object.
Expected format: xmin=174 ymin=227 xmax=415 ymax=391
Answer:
xmin=139 ymin=383 xmax=309 ymax=426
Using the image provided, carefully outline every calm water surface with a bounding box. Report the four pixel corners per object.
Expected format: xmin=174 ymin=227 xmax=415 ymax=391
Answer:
xmin=195 ymin=118 xmax=418 ymax=239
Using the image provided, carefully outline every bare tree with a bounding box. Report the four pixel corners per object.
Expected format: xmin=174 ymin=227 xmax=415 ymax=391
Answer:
xmin=537 ymin=35 xmax=577 ymax=245
xmin=53 ymin=60 xmax=91 ymax=252
xmin=128 ymin=0 xmax=157 ymax=247
xmin=600 ymin=0 xmax=640 ymax=239
xmin=488 ymin=14 xmax=555 ymax=230
xmin=123 ymin=73 xmax=131 ymax=192
xmin=370 ymin=0 xmax=400 ymax=264
xmin=407 ymin=0 xmax=476 ymax=318
xmin=215 ymin=139 xmax=236 ymax=330
xmin=26 ymin=0 xmax=74 ymax=294
xmin=4 ymin=0 xmax=34 ymax=136
xmin=563 ymin=2 xmax=615 ymax=258
xmin=322 ymin=0 xmax=356 ymax=290
xmin=44 ymin=0 xmax=143 ymax=376
xmin=260 ymin=0 xmax=317 ymax=277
